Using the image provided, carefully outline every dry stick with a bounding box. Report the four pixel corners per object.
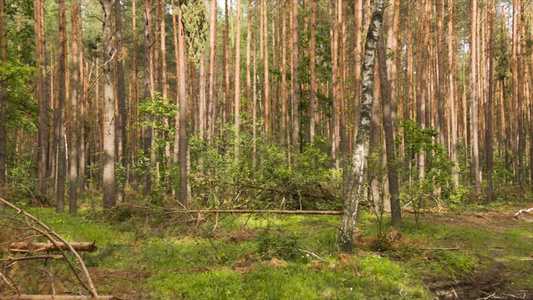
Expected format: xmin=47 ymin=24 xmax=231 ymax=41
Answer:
xmin=0 ymin=296 xmax=116 ymax=300
xmin=0 ymin=198 xmax=99 ymax=298
xmin=0 ymin=255 xmax=63 ymax=262
xmin=420 ymin=247 xmax=460 ymax=251
xmin=9 ymin=242 xmax=97 ymax=253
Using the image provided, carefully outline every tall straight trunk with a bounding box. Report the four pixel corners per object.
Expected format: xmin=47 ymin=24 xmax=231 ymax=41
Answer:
xmin=0 ymin=0 xmax=5 ymax=197
xmin=34 ymin=0 xmax=48 ymax=196
xmin=199 ymin=54 xmax=206 ymax=141
xmin=234 ymin=0 xmax=241 ymax=159
xmin=159 ymin=0 xmax=170 ymax=173
xmin=416 ymin=0 xmax=428 ymax=182
xmin=177 ymin=0 xmax=188 ymax=208
xmin=207 ymin=0 xmax=217 ymax=146
xmin=115 ymin=0 xmax=126 ymax=204
xmin=69 ymin=2 xmax=80 ymax=213
xmin=353 ymin=0 xmax=363 ymax=139
xmin=171 ymin=0 xmax=180 ymax=166
xmin=485 ymin=0 xmax=494 ymax=202
xmin=130 ymin=0 xmax=138 ymax=185
xmin=309 ymin=0 xmax=317 ymax=142
xmin=262 ymin=0 xmax=270 ymax=135
xmin=291 ymin=0 xmax=299 ymax=152
xmin=470 ymin=0 xmax=481 ymax=192
xmin=78 ymin=12 xmax=86 ymax=193
xmin=448 ymin=0 xmax=458 ymax=187
xmin=253 ymin=4 xmax=258 ymax=165
xmin=515 ymin=0 xmax=524 ymax=186
xmin=223 ymin=0 xmax=230 ymax=140
xmin=329 ymin=0 xmax=339 ymax=164
xmin=281 ymin=4 xmax=288 ymax=148
xmin=143 ymin=0 xmax=154 ymax=195
xmin=102 ymin=0 xmax=116 ymax=208
xmin=339 ymin=0 xmax=385 ymax=252
xmin=246 ymin=0 xmax=252 ymax=120
xmin=377 ymin=36 xmax=401 ymax=226
xmin=56 ymin=0 xmax=67 ymax=212
xmin=437 ymin=0 xmax=446 ymax=146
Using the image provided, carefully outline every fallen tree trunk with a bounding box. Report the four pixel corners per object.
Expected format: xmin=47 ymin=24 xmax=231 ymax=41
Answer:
xmin=514 ymin=208 xmax=533 ymax=218
xmin=0 ymin=295 xmax=116 ymax=300
xmin=9 ymin=242 xmax=97 ymax=253
xmin=186 ymin=209 xmax=342 ymax=215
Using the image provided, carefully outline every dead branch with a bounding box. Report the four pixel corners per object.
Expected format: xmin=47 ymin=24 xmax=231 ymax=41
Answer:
xmin=0 ymin=296 xmax=117 ymax=300
xmin=0 ymin=198 xmax=99 ymax=298
xmin=0 ymin=255 xmax=63 ymax=262
xmin=185 ymin=209 xmax=342 ymax=215
xmin=9 ymin=242 xmax=97 ymax=253
xmin=421 ymin=247 xmax=460 ymax=251
xmin=513 ymin=208 xmax=533 ymax=218
xmin=296 ymin=248 xmax=327 ymax=263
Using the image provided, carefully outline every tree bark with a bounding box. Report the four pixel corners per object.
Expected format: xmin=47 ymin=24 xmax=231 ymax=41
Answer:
xmin=339 ymin=0 xmax=385 ymax=253
xmin=448 ymin=0 xmax=458 ymax=187
xmin=291 ymin=0 xmax=299 ymax=152
xmin=34 ymin=0 xmax=48 ymax=196
xmin=309 ymin=0 xmax=317 ymax=143
xmin=56 ymin=0 xmax=67 ymax=213
xmin=262 ymin=0 xmax=270 ymax=135
xmin=69 ymin=2 xmax=80 ymax=213
xmin=485 ymin=0 xmax=494 ymax=203
xmin=377 ymin=36 xmax=401 ymax=226
xmin=0 ymin=0 xmax=6 ymax=196
xmin=115 ymin=0 xmax=126 ymax=204
xmin=143 ymin=0 xmax=154 ymax=196
xmin=207 ymin=0 xmax=217 ymax=146
xmin=177 ymin=0 xmax=188 ymax=208
xmin=471 ymin=0 xmax=481 ymax=192
xmin=234 ymin=0 xmax=241 ymax=160
xmin=102 ymin=0 xmax=116 ymax=208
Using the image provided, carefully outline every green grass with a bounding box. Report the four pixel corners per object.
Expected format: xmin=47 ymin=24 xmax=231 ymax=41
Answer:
xmin=3 ymin=205 xmax=532 ymax=298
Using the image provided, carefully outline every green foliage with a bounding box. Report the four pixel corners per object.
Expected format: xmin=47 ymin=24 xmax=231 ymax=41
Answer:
xmin=397 ymin=119 xmax=454 ymax=220
xmin=182 ymin=0 xmax=209 ymax=66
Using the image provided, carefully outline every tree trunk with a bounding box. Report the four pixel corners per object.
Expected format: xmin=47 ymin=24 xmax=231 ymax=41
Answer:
xmin=291 ymin=0 xmax=299 ymax=152
xmin=309 ymin=0 xmax=317 ymax=143
xmin=102 ymin=0 xmax=116 ymax=208
xmin=485 ymin=0 xmax=494 ymax=203
xmin=262 ymin=0 xmax=270 ymax=135
xmin=471 ymin=0 xmax=481 ymax=192
xmin=448 ymin=0 xmax=458 ymax=187
xmin=0 ymin=0 xmax=5 ymax=196
xmin=34 ymin=0 xmax=48 ymax=196
xmin=115 ymin=0 xmax=126 ymax=204
xmin=437 ymin=0 xmax=447 ymax=147
xmin=69 ymin=2 xmax=80 ymax=213
xmin=281 ymin=3 xmax=288 ymax=148
xmin=339 ymin=0 xmax=385 ymax=253
xmin=56 ymin=0 xmax=67 ymax=213
xmin=234 ymin=0 xmax=241 ymax=160
xmin=377 ymin=36 xmax=401 ymax=226
xmin=207 ymin=0 xmax=217 ymax=146
xmin=177 ymin=0 xmax=188 ymax=208
xmin=143 ymin=0 xmax=154 ymax=196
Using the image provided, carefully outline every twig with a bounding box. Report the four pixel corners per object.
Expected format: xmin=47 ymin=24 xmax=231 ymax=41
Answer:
xmin=39 ymin=268 xmax=56 ymax=296
xmin=296 ymin=248 xmax=327 ymax=263
xmin=420 ymin=247 xmax=460 ymax=251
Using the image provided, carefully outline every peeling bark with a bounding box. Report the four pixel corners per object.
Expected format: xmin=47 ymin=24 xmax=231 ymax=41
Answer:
xmin=339 ymin=0 xmax=385 ymax=252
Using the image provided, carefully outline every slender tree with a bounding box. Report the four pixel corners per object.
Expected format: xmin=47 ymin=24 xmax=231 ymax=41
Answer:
xmin=56 ymin=0 xmax=67 ymax=212
xmin=309 ymin=0 xmax=317 ymax=142
xmin=339 ymin=0 xmax=385 ymax=252
xmin=291 ymin=0 xmax=299 ymax=152
xmin=69 ymin=1 xmax=80 ymax=213
xmin=234 ymin=0 xmax=241 ymax=159
xmin=471 ymin=0 xmax=481 ymax=192
xmin=207 ymin=0 xmax=217 ymax=146
xmin=485 ymin=0 xmax=494 ymax=203
xmin=102 ymin=0 xmax=116 ymax=208
xmin=0 ymin=0 xmax=5 ymax=198
xmin=177 ymin=0 xmax=188 ymax=208
xmin=115 ymin=0 xmax=126 ymax=204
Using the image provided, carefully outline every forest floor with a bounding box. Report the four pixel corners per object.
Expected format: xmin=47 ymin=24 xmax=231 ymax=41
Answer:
xmin=1 ymin=201 xmax=532 ymax=299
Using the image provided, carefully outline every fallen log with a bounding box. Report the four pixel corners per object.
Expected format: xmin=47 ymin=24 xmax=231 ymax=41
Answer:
xmin=0 ymin=255 xmax=63 ymax=262
xmin=185 ymin=209 xmax=342 ymax=215
xmin=0 ymin=295 xmax=116 ymax=300
xmin=9 ymin=242 xmax=97 ymax=253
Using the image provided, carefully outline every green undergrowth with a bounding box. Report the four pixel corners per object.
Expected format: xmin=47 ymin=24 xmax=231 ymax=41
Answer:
xmin=7 ymin=205 xmax=532 ymax=299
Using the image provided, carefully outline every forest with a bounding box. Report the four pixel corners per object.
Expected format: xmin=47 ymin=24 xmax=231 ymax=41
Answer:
xmin=0 ymin=0 xmax=532 ymax=298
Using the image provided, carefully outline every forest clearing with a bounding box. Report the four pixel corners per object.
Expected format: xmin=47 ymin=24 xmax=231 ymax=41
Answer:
xmin=0 ymin=200 xmax=532 ymax=299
